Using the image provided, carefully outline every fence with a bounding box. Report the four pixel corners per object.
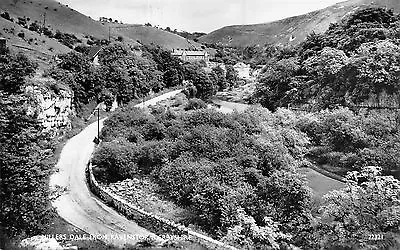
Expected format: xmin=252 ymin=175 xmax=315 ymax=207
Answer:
xmin=86 ymin=163 xmax=238 ymax=250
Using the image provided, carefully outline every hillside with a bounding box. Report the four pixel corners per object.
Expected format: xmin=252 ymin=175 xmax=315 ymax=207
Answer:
xmin=0 ymin=17 xmax=70 ymax=66
xmin=0 ymin=0 xmax=200 ymax=62
xmin=199 ymin=0 xmax=400 ymax=47
xmin=108 ymin=23 xmax=203 ymax=50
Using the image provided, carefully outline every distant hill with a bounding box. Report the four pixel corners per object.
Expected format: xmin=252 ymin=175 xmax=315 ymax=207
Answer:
xmin=0 ymin=0 xmax=201 ymax=62
xmin=107 ymin=23 xmax=203 ymax=50
xmin=199 ymin=0 xmax=400 ymax=47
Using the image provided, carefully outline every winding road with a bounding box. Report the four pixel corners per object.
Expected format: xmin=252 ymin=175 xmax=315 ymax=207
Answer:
xmin=49 ymin=89 xmax=182 ymax=248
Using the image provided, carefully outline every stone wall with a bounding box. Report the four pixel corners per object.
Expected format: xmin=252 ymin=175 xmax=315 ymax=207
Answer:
xmin=86 ymin=163 xmax=238 ymax=250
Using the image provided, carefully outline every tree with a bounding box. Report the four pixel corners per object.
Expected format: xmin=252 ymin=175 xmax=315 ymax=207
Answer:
xmin=225 ymin=65 xmax=238 ymax=89
xmin=184 ymin=63 xmax=216 ymax=100
xmin=47 ymin=51 xmax=100 ymax=110
xmin=222 ymin=208 xmax=292 ymax=250
xmin=254 ymin=58 xmax=300 ymax=110
xmin=212 ymin=65 xmax=227 ymax=91
xmin=143 ymin=44 xmax=184 ymax=88
xmin=158 ymin=155 xmax=215 ymax=205
xmin=92 ymin=140 xmax=139 ymax=183
xmin=302 ymin=47 xmax=350 ymax=108
xmin=0 ymin=92 xmax=55 ymax=237
xmin=0 ymin=50 xmax=37 ymax=93
xmin=316 ymin=166 xmax=400 ymax=249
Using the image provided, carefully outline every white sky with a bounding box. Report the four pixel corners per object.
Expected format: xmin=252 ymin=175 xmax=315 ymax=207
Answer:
xmin=58 ymin=0 xmax=344 ymax=32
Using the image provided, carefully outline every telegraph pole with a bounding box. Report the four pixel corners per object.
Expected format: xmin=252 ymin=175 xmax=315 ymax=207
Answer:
xmin=108 ymin=26 xmax=111 ymax=43
xmin=97 ymin=107 xmax=100 ymax=142
xmin=41 ymin=12 xmax=46 ymax=36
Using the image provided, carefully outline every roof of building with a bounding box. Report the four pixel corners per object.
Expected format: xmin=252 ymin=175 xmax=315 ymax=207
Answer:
xmin=185 ymin=51 xmax=208 ymax=56
xmin=88 ymin=45 xmax=102 ymax=60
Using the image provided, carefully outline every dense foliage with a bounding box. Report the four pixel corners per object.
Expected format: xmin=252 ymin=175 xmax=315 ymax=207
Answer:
xmin=0 ymin=48 xmax=37 ymax=93
xmin=295 ymin=107 xmax=400 ymax=177
xmin=93 ymin=102 xmax=400 ymax=248
xmin=0 ymin=50 xmax=55 ymax=238
xmin=46 ymin=43 xmax=186 ymax=115
xmin=253 ymin=7 xmax=400 ymax=111
xmin=93 ymin=106 xmax=313 ymax=248
xmin=316 ymin=166 xmax=400 ymax=249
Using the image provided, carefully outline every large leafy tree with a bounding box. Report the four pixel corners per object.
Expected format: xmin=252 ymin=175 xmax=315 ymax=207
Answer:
xmin=316 ymin=166 xmax=400 ymax=249
xmin=0 ymin=49 xmax=37 ymax=93
xmin=46 ymin=51 xmax=101 ymax=110
xmin=0 ymin=93 xmax=55 ymax=237
xmin=98 ymin=43 xmax=165 ymax=104
xmin=254 ymin=58 xmax=300 ymax=110
xmin=0 ymin=50 xmax=55 ymax=238
xmin=222 ymin=208 xmax=292 ymax=250
xmin=143 ymin=44 xmax=184 ymax=88
xmin=254 ymin=7 xmax=400 ymax=111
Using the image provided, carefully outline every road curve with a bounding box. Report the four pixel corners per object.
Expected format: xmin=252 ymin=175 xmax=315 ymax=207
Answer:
xmin=49 ymin=89 xmax=182 ymax=247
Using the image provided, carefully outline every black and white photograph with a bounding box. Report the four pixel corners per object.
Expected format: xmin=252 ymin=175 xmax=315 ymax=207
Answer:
xmin=0 ymin=0 xmax=399 ymax=249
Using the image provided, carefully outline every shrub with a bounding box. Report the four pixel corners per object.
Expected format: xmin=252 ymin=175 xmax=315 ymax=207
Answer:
xmin=1 ymin=12 xmax=12 ymax=22
xmin=17 ymin=17 xmax=27 ymax=27
xmin=92 ymin=140 xmax=139 ymax=183
xmin=184 ymin=98 xmax=207 ymax=111
xmin=158 ymin=155 xmax=215 ymax=205
xmin=42 ymin=27 xmax=53 ymax=38
xmin=137 ymin=140 xmax=175 ymax=175
xmin=17 ymin=31 xmax=25 ymax=39
xmin=54 ymin=30 xmax=81 ymax=48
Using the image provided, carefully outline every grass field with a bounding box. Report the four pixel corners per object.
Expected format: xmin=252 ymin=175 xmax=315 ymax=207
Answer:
xmin=299 ymin=167 xmax=345 ymax=198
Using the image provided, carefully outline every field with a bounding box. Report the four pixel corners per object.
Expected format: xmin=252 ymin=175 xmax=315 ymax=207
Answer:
xmin=298 ymin=167 xmax=345 ymax=199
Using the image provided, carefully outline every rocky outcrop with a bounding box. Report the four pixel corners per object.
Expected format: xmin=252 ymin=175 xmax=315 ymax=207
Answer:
xmin=25 ymin=79 xmax=74 ymax=131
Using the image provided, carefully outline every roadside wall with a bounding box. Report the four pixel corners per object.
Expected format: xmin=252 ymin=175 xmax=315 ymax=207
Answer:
xmin=86 ymin=163 xmax=238 ymax=250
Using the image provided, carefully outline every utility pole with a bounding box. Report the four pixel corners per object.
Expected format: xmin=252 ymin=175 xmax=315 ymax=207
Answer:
xmin=97 ymin=107 xmax=100 ymax=142
xmin=108 ymin=26 xmax=111 ymax=43
xmin=41 ymin=12 xmax=46 ymax=36
xmin=93 ymin=107 xmax=100 ymax=144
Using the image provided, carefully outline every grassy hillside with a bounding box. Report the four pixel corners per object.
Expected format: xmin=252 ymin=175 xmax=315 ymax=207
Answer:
xmin=199 ymin=0 xmax=400 ymax=47
xmin=0 ymin=0 xmax=200 ymax=61
xmin=0 ymin=0 xmax=109 ymax=39
xmin=108 ymin=23 xmax=203 ymax=50
xmin=0 ymin=17 xmax=70 ymax=67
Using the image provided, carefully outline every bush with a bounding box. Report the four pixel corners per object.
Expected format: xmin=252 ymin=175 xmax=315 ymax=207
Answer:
xmin=158 ymin=155 xmax=215 ymax=205
xmin=42 ymin=27 xmax=53 ymax=38
xmin=184 ymin=98 xmax=207 ymax=111
xmin=17 ymin=31 xmax=25 ymax=39
xmin=54 ymin=30 xmax=81 ymax=48
xmin=1 ymin=12 xmax=13 ymax=22
xmin=28 ymin=22 xmax=40 ymax=32
xmin=92 ymin=140 xmax=139 ymax=183
xmin=137 ymin=140 xmax=175 ymax=175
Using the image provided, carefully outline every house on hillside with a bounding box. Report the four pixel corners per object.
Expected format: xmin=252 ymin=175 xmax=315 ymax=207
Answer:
xmin=172 ymin=49 xmax=209 ymax=62
xmin=88 ymin=46 xmax=102 ymax=66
